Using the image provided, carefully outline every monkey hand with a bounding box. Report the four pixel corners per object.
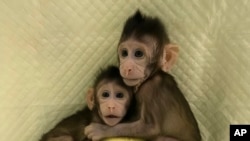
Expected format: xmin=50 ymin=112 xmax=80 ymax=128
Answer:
xmin=84 ymin=123 xmax=112 ymax=141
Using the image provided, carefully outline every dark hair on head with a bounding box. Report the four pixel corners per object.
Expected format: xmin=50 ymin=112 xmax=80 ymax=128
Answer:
xmin=93 ymin=65 xmax=131 ymax=91
xmin=119 ymin=10 xmax=170 ymax=48
xmin=92 ymin=65 xmax=136 ymax=123
xmin=118 ymin=10 xmax=170 ymax=74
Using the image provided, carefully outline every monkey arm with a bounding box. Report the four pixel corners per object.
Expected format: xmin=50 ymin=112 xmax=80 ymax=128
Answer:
xmin=84 ymin=119 xmax=160 ymax=141
xmin=39 ymin=128 xmax=72 ymax=141
xmin=40 ymin=107 xmax=91 ymax=141
xmin=84 ymin=76 xmax=163 ymax=140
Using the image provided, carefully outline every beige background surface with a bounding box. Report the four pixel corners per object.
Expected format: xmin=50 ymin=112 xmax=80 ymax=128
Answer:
xmin=0 ymin=0 xmax=250 ymax=141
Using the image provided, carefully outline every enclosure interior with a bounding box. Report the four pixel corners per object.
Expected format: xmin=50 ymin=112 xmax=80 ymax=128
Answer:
xmin=1 ymin=1 xmax=250 ymax=141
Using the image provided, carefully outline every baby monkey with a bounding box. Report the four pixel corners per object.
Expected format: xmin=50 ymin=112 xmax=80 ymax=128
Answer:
xmin=39 ymin=66 xmax=136 ymax=141
xmin=85 ymin=10 xmax=201 ymax=141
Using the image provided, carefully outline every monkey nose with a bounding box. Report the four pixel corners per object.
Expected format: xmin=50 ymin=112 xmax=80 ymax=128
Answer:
xmin=125 ymin=68 xmax=132 ymax=76
xmin=108 ymin=106 xmax=115 ymax=112
xmin=108 ymin=106 xmax=115 ymax=109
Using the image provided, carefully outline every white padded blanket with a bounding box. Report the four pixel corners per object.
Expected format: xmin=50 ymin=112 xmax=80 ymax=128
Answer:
xmin=0 ymin=0 xmax=250 ymax=141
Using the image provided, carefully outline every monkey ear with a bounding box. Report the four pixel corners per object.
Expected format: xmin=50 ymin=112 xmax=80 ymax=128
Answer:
xmin=161 ymin=44 xmax=179 ymax=72
xmin=86 ymin=88 xmax=95 ymax=110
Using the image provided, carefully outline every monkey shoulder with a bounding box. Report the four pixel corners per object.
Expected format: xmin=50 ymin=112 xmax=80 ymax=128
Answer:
xmin=140 ymin=70 xmax=183 ymax=104
xmin=146 ymin=70 xmax=177 ymax=87
xmin=137 ymin=71 xmax=173 ymax=100
xmin=40 ymin=107 xmax=91 ymax=141
xmin=58 ymin=107 xmax=91 ymax=126
xmin=51 ymin=106 xmax=92 ymax=135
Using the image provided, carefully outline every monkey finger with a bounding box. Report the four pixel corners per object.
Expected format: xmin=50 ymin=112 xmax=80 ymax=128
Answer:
xmin=86 ymin=132 xmax=94 ymax=139
xmin=85 ymin=131 xmax=93 ymax=138
xmin=92 ymin=134 xmax=102 ymax=141
xmin=89 ymin=133 xmax=101 ymax=141
xmin=84 ymin=126 xmax=91 ymax=136
xmin=92 ymin=137 xmax=100 ymax=141
xmin=84 ymin=124 xmax=95 ymax=133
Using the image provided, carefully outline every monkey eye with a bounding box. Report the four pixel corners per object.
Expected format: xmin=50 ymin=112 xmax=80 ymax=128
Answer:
xmin=102 ymin=92 xmax=110 ymax=98
xmin=134 ymin=50 xmax=144 ymax=58
xmin=121 ymin=49 xmax=128 ymax=57
xmin=116 ymin=92 xmax=124 ymax=98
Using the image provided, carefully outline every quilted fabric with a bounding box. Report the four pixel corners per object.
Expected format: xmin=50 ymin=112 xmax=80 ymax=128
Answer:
xmin=0 ymin=0 xmax=249 ymax=141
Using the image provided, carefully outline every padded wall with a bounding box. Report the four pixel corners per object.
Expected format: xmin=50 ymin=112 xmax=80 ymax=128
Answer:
xmin=0 ymin=0 xmax=250 ymax=141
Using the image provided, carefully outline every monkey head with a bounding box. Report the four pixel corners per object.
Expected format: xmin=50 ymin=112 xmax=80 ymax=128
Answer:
xmin=86 ymin=66 xmax=133 ymax=126
xmin=118 ymin=10 xmax=179 ymax=87
xmin=95 ymin=80 xmax=131 ymax=126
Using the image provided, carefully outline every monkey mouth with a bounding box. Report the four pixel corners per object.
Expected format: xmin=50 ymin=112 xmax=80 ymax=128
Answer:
xmin=106 ymin=115 xmax=119 ymax=118
xmin=123 ymin=78 xmax=141 ymax=86
xmin=124 ymin=78 xmax=138 ymax=81
xmin=104 ymin=115 xmax=122 ymax=126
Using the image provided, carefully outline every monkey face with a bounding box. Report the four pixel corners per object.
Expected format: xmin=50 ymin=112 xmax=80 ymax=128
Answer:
xmin=96 ymin=82 xmax=131 ymax=126
xmin=118 ymin=38 xmax=153 ymax=86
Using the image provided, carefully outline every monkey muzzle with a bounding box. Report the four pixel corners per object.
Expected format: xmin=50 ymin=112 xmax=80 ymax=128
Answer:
xmin=106 ymin=115 xmax=119 ymax=118
xmin=123 ymin=78 xmax=142 ymax=86
xmin=103 ymin=114 xmax=122 ymax=126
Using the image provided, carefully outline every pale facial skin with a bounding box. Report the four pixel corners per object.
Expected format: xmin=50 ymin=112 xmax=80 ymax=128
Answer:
xmin=118 ymin=38 xmax=154 ymax=86
xmin=85 ymin=38 xmax=179 ymax=141
xmin=96 ymin=81 xmax=131 ymax=126
xmin=118 ymin=37 xmax=178 ymax=87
